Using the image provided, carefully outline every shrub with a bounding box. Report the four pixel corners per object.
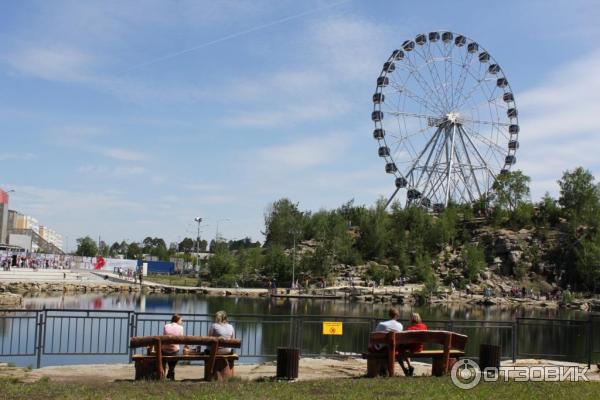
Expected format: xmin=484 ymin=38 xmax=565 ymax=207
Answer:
xmin=462 ymin=243 xmax=486 ymax=282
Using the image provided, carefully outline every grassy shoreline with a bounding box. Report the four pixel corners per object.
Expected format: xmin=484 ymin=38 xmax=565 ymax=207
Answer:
xmin=0 ymin=376 xmax=598 ymax=400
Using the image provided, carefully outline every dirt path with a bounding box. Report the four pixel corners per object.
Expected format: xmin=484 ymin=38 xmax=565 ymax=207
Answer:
xmin=2 ymin=358 xmax=597 ymax=384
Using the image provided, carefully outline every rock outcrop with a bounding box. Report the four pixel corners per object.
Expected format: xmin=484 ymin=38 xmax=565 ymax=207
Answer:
xmin=0 ymin=292 xmax=23 ymax=308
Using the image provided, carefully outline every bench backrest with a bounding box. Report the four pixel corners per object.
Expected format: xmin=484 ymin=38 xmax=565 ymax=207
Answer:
xmin=369 ymin=330 xmax=467 ymax=376
xmin=369 ymin=330 xmax=467 ymax=351
xmin=129 ymin=335 xmax=241 ymax=349
xmin=129 ymin=335 xmax=242 ymax=379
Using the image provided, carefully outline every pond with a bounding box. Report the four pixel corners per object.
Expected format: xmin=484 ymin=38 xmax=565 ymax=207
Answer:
xmin=0 ymin=293 xmax=597 ymax=368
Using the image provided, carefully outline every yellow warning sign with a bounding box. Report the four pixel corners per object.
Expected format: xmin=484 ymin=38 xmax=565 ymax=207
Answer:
xmin=322 ymin=321 xmax=343 ymax=335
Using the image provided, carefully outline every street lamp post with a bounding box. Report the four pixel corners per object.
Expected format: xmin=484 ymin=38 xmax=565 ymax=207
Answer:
xmin=292 ymin=232 xmax=296 ymax=290
xmin=290 ymin=228 xmax=298 ymax=290
xmin=194 ymin=217 xmax=202 ymax=269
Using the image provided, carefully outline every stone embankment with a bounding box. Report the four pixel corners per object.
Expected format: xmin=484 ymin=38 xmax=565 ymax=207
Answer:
xmin=0 ymin=280 xmax=273 ymax=297
xmin=0 ymin=292 xmax=22 ymax=308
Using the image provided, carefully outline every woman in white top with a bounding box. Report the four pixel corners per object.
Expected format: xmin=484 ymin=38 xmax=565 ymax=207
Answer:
xmin=208 ymin=310 xmax=235 ymax=354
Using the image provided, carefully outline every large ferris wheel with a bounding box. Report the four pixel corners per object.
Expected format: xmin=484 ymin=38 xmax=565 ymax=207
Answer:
xmin=372 ymin=31 xmax=519 ymax=210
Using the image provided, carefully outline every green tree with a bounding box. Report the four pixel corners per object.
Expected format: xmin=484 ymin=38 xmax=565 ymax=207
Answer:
xmin=337 ymin=199 xmax=367 ymax=227
xmin=305 ymin=209 xmax=357 ymax=265
xmin=462 ymin=243 xmax=486 ymax=282
xmin=355 ymin=198 xmax=390 ymax=260
xmin=366 ymin=262 xmax=400 ymax=285
xmin=535 ymin=192 xmax=561 ymax=227
xmin=492 ymin=170 xmax=531 ymax=211
xmin=126 ymin=242 xmax=142 ymax=260
xmin=228 ymin=237 xmax=261 ymax=251
xmin=438 ymin=206 xmax=458 ymax=245
xmin=140 ymin=237 xmax=169 ymax=260
xmin=509 ymin=202 xmax=535 ymax=229
xmin=263 ymin=245 xmax=292 ymax=281
xmin=263 ymin=198 xmax=304 ymax=248
xmin=574 ymin=233 xmax=600 ymax=292
xmin=558 ymin=167 xmax=600 ymax=227
xmin=75 ymin=236 xmax=98 ymax=257
xmin=414 ymin=252 xmax=435 ymax=285
xmin=178 ymin=237 xmax=195 ymax=253
xmin=109 ymin=242 xmax=121 ymax=257
xmin=237 ymin=247 xmax=264 ymax=283
xmin=207 ymin=246 xmax=238 ymax=281
xmin=98 ymin=240 xmax=109 ymax=257
xmin=300 ymin=244 xmax=333 ymax=278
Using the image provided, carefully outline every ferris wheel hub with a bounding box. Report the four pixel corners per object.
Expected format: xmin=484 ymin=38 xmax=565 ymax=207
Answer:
xmin=446 ymin=112 xmax=461 ymax=123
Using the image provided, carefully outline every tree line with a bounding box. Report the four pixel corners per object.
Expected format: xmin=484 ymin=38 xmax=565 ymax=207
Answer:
xmin=256 ymin=166 xmax=599 ymax=292
xmin=74 ymin=166 xmax=600 ymax=292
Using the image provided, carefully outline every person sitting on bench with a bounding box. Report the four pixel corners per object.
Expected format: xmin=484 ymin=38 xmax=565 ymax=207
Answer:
xmin=372 ymin=308 xmax=404 ymax=352
xmin=398 ymin=312 xmax=428 ymax=376
xmin=162 ymin=314 xmax=184 ymax=380
xmin=207 ymin=310 xmax=235 ymax=354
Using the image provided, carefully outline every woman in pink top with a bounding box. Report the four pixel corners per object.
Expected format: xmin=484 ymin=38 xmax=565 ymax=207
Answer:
xmin=162 ymin=314 xmax=184 ymax=380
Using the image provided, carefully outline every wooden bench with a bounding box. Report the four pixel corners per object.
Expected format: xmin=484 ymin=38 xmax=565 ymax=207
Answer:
xmin=363 ymin=330 xmax=467 ymax=377
xmin=129 ymin=335 xmax=242 ymax=381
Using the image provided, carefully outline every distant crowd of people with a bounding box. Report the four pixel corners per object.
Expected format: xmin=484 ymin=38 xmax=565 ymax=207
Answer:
xmin=1 ymin=251 xmax=74 ymax=270
xmin=469 ymin=284 xmax=567 ymax=301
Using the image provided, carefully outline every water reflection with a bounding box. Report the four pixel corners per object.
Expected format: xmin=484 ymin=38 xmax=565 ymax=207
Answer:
xmin=0 ymin=293 xmax=594 ymax=368
xmin=20 ymin=292 xmax=590 ymax=321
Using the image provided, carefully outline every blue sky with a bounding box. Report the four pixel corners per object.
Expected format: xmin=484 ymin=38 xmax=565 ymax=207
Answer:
xmin=1 ymin=0 xmax=599 ymax=250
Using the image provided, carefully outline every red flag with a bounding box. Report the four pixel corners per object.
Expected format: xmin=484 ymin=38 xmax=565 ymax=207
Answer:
xmin=95 ymin=256 xmax=106 ymax=270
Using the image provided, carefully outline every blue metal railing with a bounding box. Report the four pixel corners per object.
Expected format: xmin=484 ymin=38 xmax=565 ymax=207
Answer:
xmin=0 ymin=308 xmax=597 ymax=368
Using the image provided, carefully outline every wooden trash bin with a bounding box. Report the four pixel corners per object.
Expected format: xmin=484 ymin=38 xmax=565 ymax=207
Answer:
xmin=479 ymin=344 xmax=500 ymax=376
xmin=276 ymin=347 xmax=299 ymax=379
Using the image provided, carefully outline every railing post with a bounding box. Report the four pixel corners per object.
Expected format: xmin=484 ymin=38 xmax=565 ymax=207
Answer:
xmin=36 ymin=307 xmax=46 ymax=368
xmin=128 ymin=312 xmax=137 ymax=363
xmin=512 ymin=319 xmax=518 ymax=363
xmin=587 ymin=314 xmax=592 ymax=368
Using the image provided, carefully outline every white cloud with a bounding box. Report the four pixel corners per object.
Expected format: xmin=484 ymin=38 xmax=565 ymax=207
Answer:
xmin=516 ymin=50 xmax=600 ymax=199
xmin=218 ymin=14 xmax=394 ymax=128
xmin=225 ymin=100 xmax=352 ymax=128
xmin=183 ymin=183 xmax=223 ymax=191
xmin=307 ymin=15 xmax=392 ymax=81
xmin=1 ymin=41 xmax=209 ymax=104
xmin=2 ymin=44 xmax=95 ymax=83
xmin=228 ymin=70 xmax=327 ymax=101
xmin=0 ymin=152 xmax=36 ymax=161
xmin=6 ymin=184 xmax=144 ymax=217
xmin=99 ymin=147 xmax=147 ymax=161
xmin=254 ymin=133 xmax=349 ymax=169
xmin=52 ymin=125 xmax=149 ymax=161
xmin=77 ymin=164 xmax=146 ymax=177
xmin=519 ymin=50 xmax=600 ymax=139
xmin=53 ymin=125 xmax=106 ymax=146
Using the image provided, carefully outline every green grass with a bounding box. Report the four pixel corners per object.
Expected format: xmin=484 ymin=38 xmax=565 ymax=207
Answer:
xmin=0 ymin=376 xmax=598 ymax=400
xmin=144 ymin=275 xmax=199 ymax=287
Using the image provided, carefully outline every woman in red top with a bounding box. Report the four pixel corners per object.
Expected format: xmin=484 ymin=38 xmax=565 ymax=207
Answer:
xmin=399 ymin=313 xmax=427 ymax=376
